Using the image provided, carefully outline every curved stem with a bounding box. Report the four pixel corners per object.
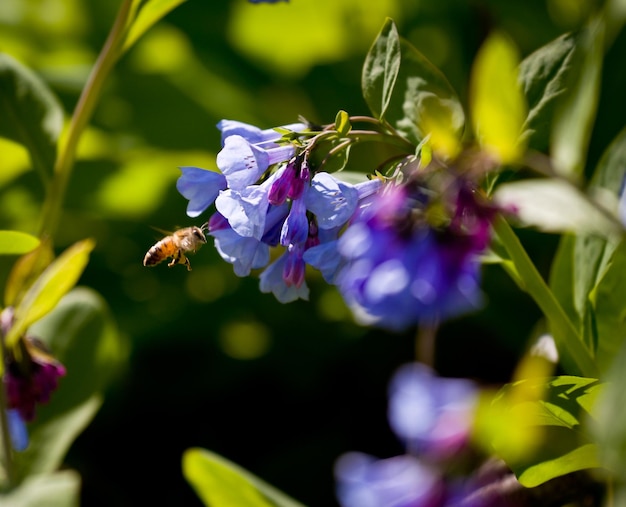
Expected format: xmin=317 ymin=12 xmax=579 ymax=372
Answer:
xmin=38 ymin=0 xmax=133 ymax=239
xmin=493 ymin=215 xmax=598 ymax=378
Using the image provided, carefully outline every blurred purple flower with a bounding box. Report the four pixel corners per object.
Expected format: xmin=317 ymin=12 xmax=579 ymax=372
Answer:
xmin=336 ymin=182 xmax=492 ymax=330
xmin=388 ymin=363 xmax=477 ymax=458
xmin=335 ymin=452 xmax=443 ymax=507
xmin=176 ymin=166 xmax=227 ymax=218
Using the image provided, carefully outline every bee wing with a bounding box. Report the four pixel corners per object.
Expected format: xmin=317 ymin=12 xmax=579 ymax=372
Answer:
xmin=149 ymin=225 xmax=176 ymax=237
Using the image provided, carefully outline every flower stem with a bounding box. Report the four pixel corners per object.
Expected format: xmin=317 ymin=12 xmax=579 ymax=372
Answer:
xmin=493 ymin=215 xmax=598 ymax=378
xmin=38 ymin=0 xmax=133 ymax=239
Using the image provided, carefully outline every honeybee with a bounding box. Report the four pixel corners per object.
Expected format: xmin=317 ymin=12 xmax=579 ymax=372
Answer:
xmin=143 ymin=225 xmax=207 ymax=271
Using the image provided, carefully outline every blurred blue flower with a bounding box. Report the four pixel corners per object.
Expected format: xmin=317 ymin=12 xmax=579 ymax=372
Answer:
xmin=335 ymin=452 xmax=443 ymax=507
xmin=6 ymin=408 xmax=28 ymax=451
xmin=388 ymin=363 xmax=477 ymax=458
xmin=336 ymin=182 xmax=491 ymax=330
xmin=177 ymin=166 xmax=227 ymax=218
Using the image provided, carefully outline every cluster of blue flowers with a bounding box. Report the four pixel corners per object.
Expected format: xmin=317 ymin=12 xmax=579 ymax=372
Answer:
xmin=334 ymin=363 xmax=478 ymax=507
xmin=177 ymin=118 xmax=496 ymax=330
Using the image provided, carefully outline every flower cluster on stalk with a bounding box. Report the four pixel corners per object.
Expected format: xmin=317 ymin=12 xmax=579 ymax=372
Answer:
xmin=1 ymin=307 xmax=66 ymax=451
xmin=177 ymin=116 xmax=498 ymax=330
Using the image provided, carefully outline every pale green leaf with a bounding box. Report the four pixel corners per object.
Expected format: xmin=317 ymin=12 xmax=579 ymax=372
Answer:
xmin=123 ymin=0 xmax=188 ymax=53
xmin=0 ymin=52 xmax=63 ymax=183
xmin=477 ymin=376 xmax=603 ymax=487
xmin=5 ymin=239 xmax=95 ymax=348
xmin=4 ymin=238 xmax=54 ymax=308
xmin=0 ymin=231 xmax=40 ymax=256
xmin=334 ymin=110 xmax=351 ymax=137
xmin=494 ymin=179 xmax=620 ymax=236
xmin=0 ymin=470 xmax=80 ymax=507
xmin=361 ymin=18 xmax=401 ymax=120
xmin=518 ymin=33 xmax=576 ymax=153
xmin=470 ymin=31 xmax=527 ymax=163
xmin=551 ymin=17 xmax=604 ymax=178
xmin=183 ymin=448 xmax=306 ymax=507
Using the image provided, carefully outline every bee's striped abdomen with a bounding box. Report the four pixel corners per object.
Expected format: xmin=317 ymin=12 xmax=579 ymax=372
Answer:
xmin=143 ymin=239 xmax=174 ymax=266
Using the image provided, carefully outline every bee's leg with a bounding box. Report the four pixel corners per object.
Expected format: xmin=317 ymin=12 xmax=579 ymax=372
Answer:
xmin=168 ymin=250 xmax=182 ymax=268
xmin=184 ymin=256 xmax=192 ymax=271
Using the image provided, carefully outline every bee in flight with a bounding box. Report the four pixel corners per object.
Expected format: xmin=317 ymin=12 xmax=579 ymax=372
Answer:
xmin=143 ymin=224 xmax=207 ymax=271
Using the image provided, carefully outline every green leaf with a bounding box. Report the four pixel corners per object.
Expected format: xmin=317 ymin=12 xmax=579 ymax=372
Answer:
xmin=593 ymin=338 xmax=626 ymax=481
xmin=183 ymin=448 xmax=306 ymax=507
xmin=14 ymin=287 xmax=126 ymax=478
xmin=494 ymin=179 xmax=620 ymax=236
xmin=0 ymin=470 xmax=80 ymax=507
xmin=4 ymin=238 xmax=54 ymax=309
xmin=549 ymin=127 xmax=626 ymax=373
xmin=0 ymin=231 xmax=40 ymax=256
xmin=362 ymin=19 xmax=464 ymax=146
xmin=361 ymin=18 xmax=401 ymax=120
xmin=483 ymin=376 xmax=603 ymax=487
xmin=123 ymin=0 xmax=188 ymax=53
xmin=470 ymin=31 xmax=527 ymax=163
xmin=551 ymin=18 xmax=604 ymax=178
xmin=5 ymin=239 xmax=95 ymax=348
xmin=0 ymin=53 xmax=63 ymax=183
xmin=518 ymin=33 xmax=576 ymax=153
xmin=334 ymin=110 xmax=351 ymax=137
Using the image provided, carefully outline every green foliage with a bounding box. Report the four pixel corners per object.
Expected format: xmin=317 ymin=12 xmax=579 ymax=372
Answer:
xmin=518 ymin=33 xmax=576 ymax=153
xmin=12 ymin=287 xmax=126 ymax=479
xmin=486 ymin=376 xmax=602 ymax=487
xmin=183 ymin=448 xmax=306 ymax=507
xmin=362 ymin=18 xmax=464 ymax=146
xmin=0 ymin=232 xmax=39 ymax=256
xmin=469 ymin=31 xmax=526 ymax=163
xmin=0 ymin=470 xmax=80 ymax=507
xmin=0 ymin=53 xmax=63 ymax=183
xmin=494 ymin=178 xmax=620 ymax=236
xmin=124 ymin=0 xmax=188 ymax=53
xmin=550 ymin=17 xmax=604 ymax=179
xmin=4 ymin=240 xmax=95 ymax=349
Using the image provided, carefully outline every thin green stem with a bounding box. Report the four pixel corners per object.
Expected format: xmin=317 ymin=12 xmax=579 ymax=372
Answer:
xmin=415 ymin=319 xmax=439 ymax=367
xmin=493 ymin=215 xmax=598 ymax=378
xmin=38 ymin=0 xmax=134 ymax=239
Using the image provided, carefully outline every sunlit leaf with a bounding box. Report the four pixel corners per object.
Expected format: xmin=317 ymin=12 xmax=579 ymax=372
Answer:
xmin=518 ymin=33 xmax=576 ymax=153
xmin=385 ymin=38 xmax=465 ymax=147
xmin=15 ymin=287 xmax=126 ymax=478
xmin=551 ymin=17 xmax=604 ymax=178
xmin=475 ymin=376 xmax=603 ymax=488
xmin=123 ymin=0 xmax=188 ymax=53
xmin=494 ymin=179 xmax=620 ymax=236
xmin=0 ymin=231 xmax=40 ymax=256
xmin=334 ymin=110 xmax=351 ymax=137
xmin=593 ymin=338 xmax=626 ymax=481
xmin=0 ymin=470 xmax=80 ymax=507
xmin=183 ymin=448 xmax=307 ymax=507
xmin=0 ymin=52 xmax=63 ymax=182
xmin=362 ymin=18 xmax=401 ymax=120
xmin=5 ymin=239 xmax=95 ymax=348
xmin=4 ymin=237 xmax=54 ymax=308
xmin=470 ymin=32 xmax=527 ymax=163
